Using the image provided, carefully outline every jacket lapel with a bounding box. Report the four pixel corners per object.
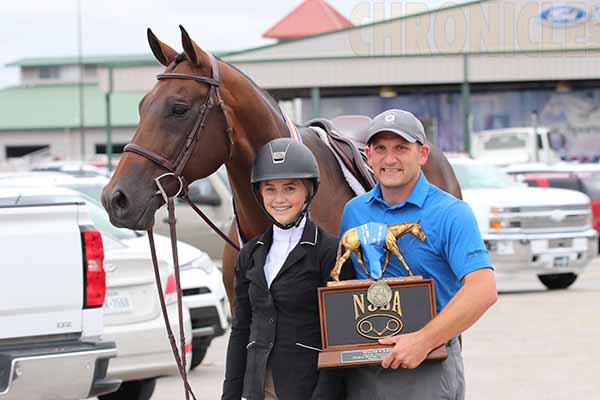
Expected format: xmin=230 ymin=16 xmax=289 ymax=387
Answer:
xmin=246 ymin=229 xmax=273 ymax=290
xmin=272 ymin=219 xmax=318 ymax=282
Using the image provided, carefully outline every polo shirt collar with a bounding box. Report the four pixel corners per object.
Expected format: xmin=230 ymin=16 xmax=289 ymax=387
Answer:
xmin=366 ymin=172 xmax=430 ymax=208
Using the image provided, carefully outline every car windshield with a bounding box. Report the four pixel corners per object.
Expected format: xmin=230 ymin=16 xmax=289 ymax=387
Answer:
xmin=451 ymin=162 xmax=521 ymax=190
xmin=480 ymin=133 xmax=529 ymax=151
xmin=60 ymin=181 xmax=106 ymax=202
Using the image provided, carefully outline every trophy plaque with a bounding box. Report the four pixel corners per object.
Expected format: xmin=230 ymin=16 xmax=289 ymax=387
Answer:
xmin=318 ymin=222 xmax=448 ymax=368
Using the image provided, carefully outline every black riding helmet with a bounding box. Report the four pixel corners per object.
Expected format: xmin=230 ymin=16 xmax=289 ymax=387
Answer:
xmin=251 ymin=138 xmax=320 ymax=230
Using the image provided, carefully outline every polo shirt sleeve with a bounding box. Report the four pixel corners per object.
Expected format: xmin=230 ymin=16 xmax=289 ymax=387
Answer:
xmin=441 ymin=200 xmax=492 ymax=280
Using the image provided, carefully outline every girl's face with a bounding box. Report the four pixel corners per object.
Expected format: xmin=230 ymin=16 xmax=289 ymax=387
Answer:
xmin=260 ymin=178 xmax=308 ymax=226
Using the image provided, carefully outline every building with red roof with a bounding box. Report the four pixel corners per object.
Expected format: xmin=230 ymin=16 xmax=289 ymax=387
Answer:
xmin=263 ymin=0 xmax=352 ymax=40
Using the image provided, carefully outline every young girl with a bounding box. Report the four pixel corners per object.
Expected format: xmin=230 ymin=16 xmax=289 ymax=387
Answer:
xmin=221 ymin=138 xmax=349 ymax=400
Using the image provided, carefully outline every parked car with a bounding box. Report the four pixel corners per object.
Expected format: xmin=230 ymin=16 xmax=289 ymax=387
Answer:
xmin=0 ymin=184 xmax=191 ymax=400
xmin=30 ymin=160 xmax=110 ymax=177
xmin=0 ymin=172 xmax=231 ymax=371
xmin=505 ymin=167 xmax=600 ymax=253
xmin=132 ymin=236 xmax=231 ymax=370
xmin=153 ymin=167 xmax=234 ymax=260
xmin=84 ymin=196 xmax=193 ymax=400
xmin=449 ymin=157 xmax=598 ymax=289
xmin=0 ymin=186 xmax=120 ymax=400
xmin=470 ymin=126 xmax=564 ymax=166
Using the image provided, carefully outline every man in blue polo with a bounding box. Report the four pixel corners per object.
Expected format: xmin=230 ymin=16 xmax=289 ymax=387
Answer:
xmin=339 ymin=109 xmax=497 ymax=400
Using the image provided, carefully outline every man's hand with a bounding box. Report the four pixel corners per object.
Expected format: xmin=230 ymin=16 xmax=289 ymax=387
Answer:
xmin=378 ymin=332 xmax=431 ymax=369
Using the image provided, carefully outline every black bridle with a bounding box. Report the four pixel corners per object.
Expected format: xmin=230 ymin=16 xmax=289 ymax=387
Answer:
xmin=121 ymin=52 xmax=240 ymax=400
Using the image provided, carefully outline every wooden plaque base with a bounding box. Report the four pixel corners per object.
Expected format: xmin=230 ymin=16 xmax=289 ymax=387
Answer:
xmin=317 ymin=276 xmax=448 ymax=368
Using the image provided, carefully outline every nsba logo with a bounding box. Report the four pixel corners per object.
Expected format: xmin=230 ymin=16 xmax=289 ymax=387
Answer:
xmin=540 ymin=4 xmax=588 ymax=26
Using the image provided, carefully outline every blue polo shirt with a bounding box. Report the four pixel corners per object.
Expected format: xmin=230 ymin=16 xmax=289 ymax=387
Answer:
xmin=339 ymin=172 xmax=492 ymax=313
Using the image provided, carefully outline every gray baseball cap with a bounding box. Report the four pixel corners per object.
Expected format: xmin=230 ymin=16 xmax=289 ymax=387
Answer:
xmin=367 ymin=109 xmax=426 ymax=144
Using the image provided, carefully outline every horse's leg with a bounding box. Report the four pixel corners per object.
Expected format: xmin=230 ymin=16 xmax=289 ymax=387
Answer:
xmin=331 ymin=247 xmax=355 ymax=281
xmin=354 ymin=249 xmax=370 ymax=277
xmin=221 ymin=221 xmax=240 ymax=307
xmin=382 ymin=251 xmax=391 ymax=276
xmin=389 ymin=243 xmax=414 ymax=276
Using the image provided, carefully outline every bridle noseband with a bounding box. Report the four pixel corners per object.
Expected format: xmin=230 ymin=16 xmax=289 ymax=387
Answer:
xmin=124 ymin=51 xmax=234 ymax=199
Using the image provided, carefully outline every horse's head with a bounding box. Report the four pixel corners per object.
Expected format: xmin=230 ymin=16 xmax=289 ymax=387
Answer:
xmin=102 ymin=26 xmax=234 ymax=230
xmin=412 ymin=221 xmax=427 ymax=242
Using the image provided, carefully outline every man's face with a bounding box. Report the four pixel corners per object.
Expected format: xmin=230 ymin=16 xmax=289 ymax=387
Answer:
xmin=366 ymin=132 xmax=429 ymax=191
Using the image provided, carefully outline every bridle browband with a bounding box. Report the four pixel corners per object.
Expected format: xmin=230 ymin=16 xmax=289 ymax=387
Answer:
xmin=124 ymin=51 xmax=234 ymax=182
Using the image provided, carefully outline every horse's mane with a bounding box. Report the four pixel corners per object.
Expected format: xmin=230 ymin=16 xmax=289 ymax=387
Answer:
xmin=216 ymin=56 xmax=287 ymax=124
xmin=174 ymin=52 xmax=289 ymax=129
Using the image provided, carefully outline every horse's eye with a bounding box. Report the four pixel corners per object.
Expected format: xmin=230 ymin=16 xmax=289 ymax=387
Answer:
xmin=172 ymin=104 xmax=189 ymax=115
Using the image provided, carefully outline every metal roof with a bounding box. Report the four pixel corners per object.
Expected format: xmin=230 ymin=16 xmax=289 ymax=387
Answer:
xmin=0 ymin=84 xmax=144 ymax=130
xmin=6 ymin=54 xmax=157 ymax=67
xmin=7 ymin=49 xmax=231 ymax=68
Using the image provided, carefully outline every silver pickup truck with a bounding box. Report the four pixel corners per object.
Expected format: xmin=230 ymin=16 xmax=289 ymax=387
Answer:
xmin=0 ymin=187 xmax=120 ymax=399
xmin=450 ymin=158 xmax=598 ymax=290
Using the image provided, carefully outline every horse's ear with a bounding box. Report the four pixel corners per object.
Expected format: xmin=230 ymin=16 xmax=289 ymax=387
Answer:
xmin=147 ymin=28 xmax=177 ymax=67
xmin=179 ymin=25 xmax=207 ymax=66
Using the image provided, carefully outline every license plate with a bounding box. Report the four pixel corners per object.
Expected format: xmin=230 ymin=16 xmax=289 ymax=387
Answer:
xmin=553 ymin=256 xmax=570 ymax=268
xmin=104 ymin=291 xmax=132 ymax=314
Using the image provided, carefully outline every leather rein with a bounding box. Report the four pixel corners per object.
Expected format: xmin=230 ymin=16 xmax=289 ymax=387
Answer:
xmin=122 ymin=52 xmax=241 ymax=399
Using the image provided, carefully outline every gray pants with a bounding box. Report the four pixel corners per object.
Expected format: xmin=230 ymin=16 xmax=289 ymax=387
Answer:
xmin=344 ymin=339 xmax=464 ymax=400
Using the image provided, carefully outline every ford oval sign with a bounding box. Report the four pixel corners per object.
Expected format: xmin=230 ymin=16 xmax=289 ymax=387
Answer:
xmin=540 ymin=4 xmax=588 ymax=26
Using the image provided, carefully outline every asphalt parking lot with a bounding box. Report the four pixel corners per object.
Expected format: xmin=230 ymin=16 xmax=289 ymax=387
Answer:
xmin=147 ymin=256 xmax=600 ymax=400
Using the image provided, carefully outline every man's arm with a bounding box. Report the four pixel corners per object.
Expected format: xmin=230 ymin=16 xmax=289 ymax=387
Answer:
xmin=379 ymin=268 xmax=497 ymax=369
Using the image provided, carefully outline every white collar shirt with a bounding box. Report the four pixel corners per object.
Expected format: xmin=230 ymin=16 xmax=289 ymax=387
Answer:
xmin=264 ymin=217 xmax=306 ymax=288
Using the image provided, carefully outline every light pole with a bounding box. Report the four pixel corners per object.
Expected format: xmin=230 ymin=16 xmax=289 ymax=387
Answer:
xmin=77 ymin=0 xmax=85 ymax=160
xmin=105 ymin=66 xmax=113 ymax=173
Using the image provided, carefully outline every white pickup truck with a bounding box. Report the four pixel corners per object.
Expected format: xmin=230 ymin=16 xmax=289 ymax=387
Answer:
xmin=0 ymin=187 xmax=120 ymax=399
xmin=449 ymin=158 xmax=598 ymax=289
xmin=470 ymin=127 xmax=564 ymax=166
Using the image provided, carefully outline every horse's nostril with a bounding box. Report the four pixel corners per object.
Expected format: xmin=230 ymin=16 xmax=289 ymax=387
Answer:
xmin=111 ymin=189 xmax=129 ymax=211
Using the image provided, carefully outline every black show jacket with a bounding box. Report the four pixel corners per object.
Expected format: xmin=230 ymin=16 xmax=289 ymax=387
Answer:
xmin=222 ymin=219 xmax=351 ymax=400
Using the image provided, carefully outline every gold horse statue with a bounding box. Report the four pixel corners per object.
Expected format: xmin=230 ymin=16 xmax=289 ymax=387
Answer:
xmin=330 ymin=221 xmax=427 ymax=281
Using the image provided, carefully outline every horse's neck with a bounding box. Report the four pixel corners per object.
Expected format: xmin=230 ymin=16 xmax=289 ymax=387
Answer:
xmin=391 ymin=223 xmax=412 ymax=235
xmin=223 ymin=71 xmax=290 ymax=240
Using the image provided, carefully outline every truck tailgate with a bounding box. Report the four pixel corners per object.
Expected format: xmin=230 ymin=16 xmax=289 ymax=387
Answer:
xmin=0 ymin=204 xmax=83 ymax=339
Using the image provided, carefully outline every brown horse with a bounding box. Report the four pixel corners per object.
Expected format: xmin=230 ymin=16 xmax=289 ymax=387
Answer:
xmin=101 ymin=26 xmax=462 ymax=303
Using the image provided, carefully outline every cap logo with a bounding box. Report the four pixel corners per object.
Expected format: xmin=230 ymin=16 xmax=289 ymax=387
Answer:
xmin=384 ymin=114 xmax=395 ymax=124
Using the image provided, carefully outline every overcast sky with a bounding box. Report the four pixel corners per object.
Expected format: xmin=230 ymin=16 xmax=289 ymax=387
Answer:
xmin=0 ymin=0 xmax=459 ymax=88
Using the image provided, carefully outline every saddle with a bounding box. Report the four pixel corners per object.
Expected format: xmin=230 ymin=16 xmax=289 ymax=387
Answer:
xmin=307 ymin=116 xmax=376 ymax=191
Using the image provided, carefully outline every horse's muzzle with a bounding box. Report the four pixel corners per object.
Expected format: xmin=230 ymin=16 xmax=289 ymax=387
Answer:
xmin=102 ymin=186 xmax=157 ymax=230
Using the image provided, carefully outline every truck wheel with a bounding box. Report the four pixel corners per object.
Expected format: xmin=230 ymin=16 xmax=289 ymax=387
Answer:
xmin=538 ymin=273 xmax=578 ymax=290
xmin=98 ymin=378 xmax=156 ymax=400
xmin=190 ymin=337 xmax=212 ymax=370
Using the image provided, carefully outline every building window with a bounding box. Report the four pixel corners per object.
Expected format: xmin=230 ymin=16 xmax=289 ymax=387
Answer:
xmin=38 ymin=67 xmax=60 ymax=79
xmin=6 ymin=145 xmax=50 ymax=158
xmin=95 ymin=143 xmax=126 ymax=155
